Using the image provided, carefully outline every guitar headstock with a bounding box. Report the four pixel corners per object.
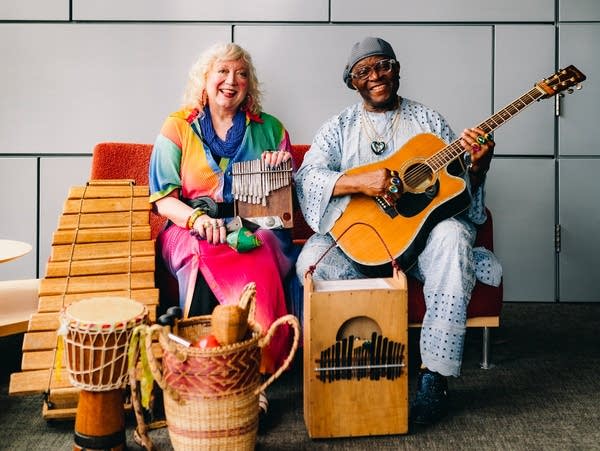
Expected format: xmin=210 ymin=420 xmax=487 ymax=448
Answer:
xmin=535 ymin=65 xmax=586 ymax=98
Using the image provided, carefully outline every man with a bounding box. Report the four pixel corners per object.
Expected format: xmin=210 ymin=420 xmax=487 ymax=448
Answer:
xmin=295 ymin=37 xmax=502 ymax=425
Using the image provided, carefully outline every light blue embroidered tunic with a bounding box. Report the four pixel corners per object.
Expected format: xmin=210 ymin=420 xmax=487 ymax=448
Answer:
xmin=295 ymin=98 xmax=502 ymax=377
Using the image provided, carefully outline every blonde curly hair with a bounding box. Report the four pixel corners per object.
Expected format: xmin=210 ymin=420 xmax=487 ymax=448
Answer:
xmin=181 ymin=42 xmax=262 ymax=116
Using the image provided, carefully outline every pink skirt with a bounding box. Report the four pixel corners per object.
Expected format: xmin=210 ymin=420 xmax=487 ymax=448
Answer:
xmin=158 ymin=224 xmax=293 ymax=374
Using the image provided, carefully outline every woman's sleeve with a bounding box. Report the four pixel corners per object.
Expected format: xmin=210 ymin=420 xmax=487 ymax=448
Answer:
xmin=149 ymin=117 xmax=184 ymax=203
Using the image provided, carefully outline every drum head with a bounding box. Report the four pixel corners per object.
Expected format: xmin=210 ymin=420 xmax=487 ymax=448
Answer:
xmin=65 ymin=296 xmax=145 ymax=325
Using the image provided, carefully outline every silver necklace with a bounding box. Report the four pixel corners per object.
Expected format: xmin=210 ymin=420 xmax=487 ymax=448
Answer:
xmin=361 ymin=105 xmax=402 ymax=155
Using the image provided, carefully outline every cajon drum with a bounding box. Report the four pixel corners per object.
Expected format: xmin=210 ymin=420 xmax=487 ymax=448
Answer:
xmin=303 ymin=269 xmax=408 ymax=438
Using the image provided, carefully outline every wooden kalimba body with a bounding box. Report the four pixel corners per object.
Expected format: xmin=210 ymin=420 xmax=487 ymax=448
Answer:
xmin=9 ymin=180 xmax=159 ymax=420
xmin=231 ymin=158 xmax=293 ymax=229
xmin=303 ymin=270 xmax=408 ymax=438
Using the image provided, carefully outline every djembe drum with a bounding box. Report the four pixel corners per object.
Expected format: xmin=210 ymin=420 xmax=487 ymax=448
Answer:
xmin=59 ymin=296 xmax=148 ymax=451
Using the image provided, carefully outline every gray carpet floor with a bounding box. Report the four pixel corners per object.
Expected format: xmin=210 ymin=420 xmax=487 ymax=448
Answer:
xmin=1 ymin=302 xmax=599 ymax=450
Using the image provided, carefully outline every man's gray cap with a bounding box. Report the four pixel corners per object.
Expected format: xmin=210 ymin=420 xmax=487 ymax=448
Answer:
xmin=342 ymin=37 xmax=396 ymax=89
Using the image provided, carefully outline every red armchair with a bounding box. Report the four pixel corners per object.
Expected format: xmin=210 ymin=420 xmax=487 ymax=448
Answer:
xmin=91 ymin=142 xmax=502 ymax=368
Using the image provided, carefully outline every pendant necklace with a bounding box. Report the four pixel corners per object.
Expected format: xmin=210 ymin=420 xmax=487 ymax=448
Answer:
xmin=361 ymin=103 xmax=402 ymax=155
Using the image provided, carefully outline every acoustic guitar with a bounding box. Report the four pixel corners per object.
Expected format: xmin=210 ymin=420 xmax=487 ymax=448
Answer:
xmin=330 ymin=65 xmax=586 ymax=276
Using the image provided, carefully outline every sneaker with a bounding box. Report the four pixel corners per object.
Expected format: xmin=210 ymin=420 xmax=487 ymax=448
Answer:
xmin=410 ymin=368 xmax=448 ymax=425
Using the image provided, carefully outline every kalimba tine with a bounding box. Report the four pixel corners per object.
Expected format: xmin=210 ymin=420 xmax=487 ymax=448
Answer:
xmin=231 ymin=158 xmax=294 ymax=229
xmin=303 ymin=269 xmax=408 ymax=438
xmin=9 ymin=179 xmax=159 ymax=421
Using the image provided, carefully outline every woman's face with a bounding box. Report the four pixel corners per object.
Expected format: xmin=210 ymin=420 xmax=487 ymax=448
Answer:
xmin=205 ymin=59 xmax=250 ymax=113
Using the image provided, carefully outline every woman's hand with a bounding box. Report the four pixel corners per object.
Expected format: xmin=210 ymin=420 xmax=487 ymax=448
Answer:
xmin=261 ymin=150 xmax=291 ymax=168
xmin=192 ymin=215 xmax=227 ymax=245
xmin=154 ymin=192 xmax=226 ymax=245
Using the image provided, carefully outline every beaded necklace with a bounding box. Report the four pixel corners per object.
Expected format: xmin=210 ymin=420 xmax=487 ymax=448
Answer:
xmin=361 ymin=103 xmax=402 ymax=155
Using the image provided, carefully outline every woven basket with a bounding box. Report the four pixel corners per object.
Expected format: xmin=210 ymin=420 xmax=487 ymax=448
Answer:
xmin=131 ymin=313 xmax=300 ymax=451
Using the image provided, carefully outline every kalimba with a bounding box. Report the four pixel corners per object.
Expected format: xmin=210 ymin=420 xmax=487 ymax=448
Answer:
xmin=303 ymin=269 xmax=408 ymax=438
xmin=9 ymin=180 xmax=159 ymax=420
xmin=231 ymin=158 xmax=293 ymax=229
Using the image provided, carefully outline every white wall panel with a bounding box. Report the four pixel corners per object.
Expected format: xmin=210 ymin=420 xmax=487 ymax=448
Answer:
xmin=331 ymin=0 xmax=554 ymax=22
xmin=73 ymin=0 xmax=328 ymax=22
xmin=38 ymin=157 xmax=92 ymax=277
xmin=559 ymin=159 xmax=600 ymax=302
xmin=485 ymin=158 xmax=555 ymax=302
xmin=0 ymin=24 xmax=230 ymax=155
xmin=0 ymin=0 xmax=68 ymax=21
xmin=559 ymin=24 xmax=600 ymax=156
xmin=559 ymin=0 xmax=600 ymax=21
xmin=0 ymin=158 xmax=37 ymax=280
xmin=494 ymin=26 xmax=555 ymax=156
xmin=235 ymin=25 xmax=492 ymax=145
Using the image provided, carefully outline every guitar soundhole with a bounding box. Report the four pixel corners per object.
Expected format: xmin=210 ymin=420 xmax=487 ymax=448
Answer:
xmin=402 ymin=162 xmax=434 ymax=193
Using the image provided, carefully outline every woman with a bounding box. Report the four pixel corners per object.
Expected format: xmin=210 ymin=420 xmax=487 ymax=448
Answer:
xmin=148 ymin=43 xmax=295 ymax=412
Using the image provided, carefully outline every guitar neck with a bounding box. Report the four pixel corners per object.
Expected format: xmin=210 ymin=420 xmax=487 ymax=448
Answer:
xmin=429 ymin=86 xmax=546 ymax=171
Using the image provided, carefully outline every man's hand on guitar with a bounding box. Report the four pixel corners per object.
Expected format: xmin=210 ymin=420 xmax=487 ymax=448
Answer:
xmin=460 ymin=127 xmax=495 ymax=175
xmin=334 ymin=168 xmax=402 ymax=200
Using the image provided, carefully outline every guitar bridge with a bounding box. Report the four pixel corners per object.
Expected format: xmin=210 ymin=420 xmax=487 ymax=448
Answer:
xmin=375 ymin=196 xmax=398 ymax=218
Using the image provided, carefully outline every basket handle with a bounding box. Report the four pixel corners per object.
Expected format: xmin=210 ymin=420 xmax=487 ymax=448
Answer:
xmin=255 ymin=314 xmax=300 ymax=395
xmin=143 ymin=324 xmax=167 ymax=389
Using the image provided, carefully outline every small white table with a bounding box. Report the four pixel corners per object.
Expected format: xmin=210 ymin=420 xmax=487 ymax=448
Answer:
xmin=0 ymin=239 xmax=35 ymax=336
xmin=0 ymin=239 xmax=32 ymax=264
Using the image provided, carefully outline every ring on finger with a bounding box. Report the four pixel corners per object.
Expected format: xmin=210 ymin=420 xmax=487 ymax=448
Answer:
xmin=472 ymin=143 xmax=481 ymax=152
xmin=388 ymin=184 xmax=400 ymax=194
xmin=477 ymin=135 xmax=487 ymax=145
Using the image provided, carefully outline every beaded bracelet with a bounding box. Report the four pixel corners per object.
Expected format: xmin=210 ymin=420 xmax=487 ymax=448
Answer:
xmin=186 ymin=208 xmax=205 ymax=230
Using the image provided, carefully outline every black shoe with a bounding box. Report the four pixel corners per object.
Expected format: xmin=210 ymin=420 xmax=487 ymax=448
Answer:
xmin=410 ymin=368 xmax=448 ymax=425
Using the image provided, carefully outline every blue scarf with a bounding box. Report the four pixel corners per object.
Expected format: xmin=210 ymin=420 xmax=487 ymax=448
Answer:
xmin=199 ymin=107 xmax=246 ymax=158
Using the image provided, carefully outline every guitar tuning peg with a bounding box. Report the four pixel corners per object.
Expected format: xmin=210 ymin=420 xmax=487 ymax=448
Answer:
xmin=568 ymin=88 xmax=574 ymax=94
xmin=576 ymin=83 xmax=583 ymax=90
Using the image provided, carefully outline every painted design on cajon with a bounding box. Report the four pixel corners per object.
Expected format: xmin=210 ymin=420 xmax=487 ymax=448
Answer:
xmin=316 ymin=331 xmax=405 ymax=382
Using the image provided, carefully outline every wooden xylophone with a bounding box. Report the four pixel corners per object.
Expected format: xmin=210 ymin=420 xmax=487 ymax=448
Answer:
xmin=231 ymin=158 xmax=294 ymax=228
xmin=9 ymin=180 xmax=159 ymax=420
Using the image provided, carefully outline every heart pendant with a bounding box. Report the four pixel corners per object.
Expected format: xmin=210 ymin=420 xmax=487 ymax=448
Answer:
xmin=371 ymin=141 xmax=386 ymax=154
